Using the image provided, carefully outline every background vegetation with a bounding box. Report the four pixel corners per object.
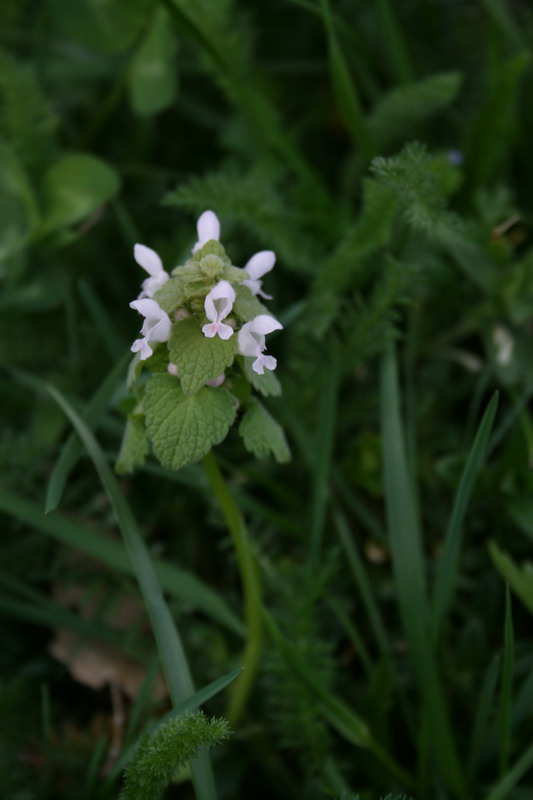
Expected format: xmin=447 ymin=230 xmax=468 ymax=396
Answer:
xmin=2 ymin=1 xmax=533 ymax=798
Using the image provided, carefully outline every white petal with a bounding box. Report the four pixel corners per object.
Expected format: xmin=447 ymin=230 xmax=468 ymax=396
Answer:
xmin=202 ymin=322 xmax=217 ymax=338
xmin=167 ymin=363 xmax=179 ymax=377
xmin=261 ymin=354 xmax=277 ymax=371
xmin=241 ymin=278 xmax=261 ymax=296
xmin=131 ymin=337 xmax=153 ymax=360
xmin=139 ymin=271 xmax=169 ymax=299
xmin=134 ymin=244 xmax=164 ymax=277
xmin=193 ymin=210 xmax=220 ymax=252
xmin=147 ymin=315 xmax=171 ymax=342
xmin=250 ymin=314 xmax=283 ymax=335
xmin=244 ymin=250 xmax=275 ymax=280
xmin=217 ymin=322 xmax=234 ymax=340
xmin=130 ymin=298 xmax=162 ymax=317
xmin=238 ymin=323 xmax=262 ymax=357
xmin=252 ymin=355 xmax=265 ymax=375
xmin=204 ymin=280 xmax=235 ymax=322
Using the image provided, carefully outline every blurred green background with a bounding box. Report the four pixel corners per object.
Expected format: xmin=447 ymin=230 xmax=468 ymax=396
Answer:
xmin=2 ymin=1 xmax=533 ymax=798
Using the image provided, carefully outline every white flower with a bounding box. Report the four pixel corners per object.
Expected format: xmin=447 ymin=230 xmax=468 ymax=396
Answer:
xmin=238 ymin=314 xmax=283 ymax=374
xmin=242 ymin=250 xmax=275 ymax=299
xmin=134 ymin=244 xmax=170 ymax=298
xmin=192 ymin=210 xmax=220 ymax=254
xmin=130 ymin=298 xmax=172 ymax=360
xmin=202 ymin=280 xmax=236 ymax=340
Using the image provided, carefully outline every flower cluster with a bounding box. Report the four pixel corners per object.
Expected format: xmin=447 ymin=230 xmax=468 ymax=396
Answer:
xmin=129 ymin=210 xmax=282 ymax=378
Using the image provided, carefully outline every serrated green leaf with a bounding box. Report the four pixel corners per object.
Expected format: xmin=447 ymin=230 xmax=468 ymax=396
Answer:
xmin=168 ymin=317 xmax=236 ymax=394
xmin=144 ymin=374 xmax=237 ymax=470
xmin=242 ymin=357 xmax=281 ymax=397
xmin=234 ymin=285 xmax=271 ymax=322
xmin=153 ymin=275 xmax=187 ymax=314
xmin=239 ymin=398 xmax=290 ymax=463
xmin=116 ymin=414 xmax=149 ymax=475
xmin=41 ymin=153 xmax=120 ymax=232
xmin=128 ymin=6 xmax=177 ymax=116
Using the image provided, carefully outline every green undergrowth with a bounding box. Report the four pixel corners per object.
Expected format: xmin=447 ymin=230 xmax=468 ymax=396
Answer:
xmin=2 ymin=1 xmax=533 ymax=798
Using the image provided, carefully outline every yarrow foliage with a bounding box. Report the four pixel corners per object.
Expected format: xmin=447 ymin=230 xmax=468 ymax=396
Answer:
xmin=118 ymin=211 xmax=290 ymax=473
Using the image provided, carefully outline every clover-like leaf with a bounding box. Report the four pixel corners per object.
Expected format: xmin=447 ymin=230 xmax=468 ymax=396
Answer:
xmin=144 ymin=374 xmax=237 ymax=470
xmin=239 ymin=398 xmax=290 ymax=463
xmin=169 ymin=317 xmax=236 ymax=394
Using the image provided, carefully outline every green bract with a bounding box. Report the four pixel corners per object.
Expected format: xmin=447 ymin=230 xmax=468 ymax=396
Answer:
xmin=118 ymin=227 xmax=290 ymax=472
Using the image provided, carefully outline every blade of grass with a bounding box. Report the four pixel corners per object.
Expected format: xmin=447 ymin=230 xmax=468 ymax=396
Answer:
xmin=479 ymin=0 xmax=525 ymax=51
xmin=484 ymin=741 xmax=533 ymax=800
xmin=47 ymin=382 xmax=219 ymax=800
xmin=498 ymin=587 xmax=514 ymax=777
xmin=467 ymin=655 xmax=501 ymax=780
xmin=375 ymin=0 xmax=414 ymax=84
xmin=309 ymin=346 xmax=340 ymax=566
xmin=327 ymin=597 xmax=374 ymax=676
xmin=0 ymin=491 xmax=244 ymax=637
xmin=334 ymin=510 xmax=389 ymax=656
xmin=432 ymin=392 xmax=499 ymax=639
xmin=45 ymin=350 xmax=130 ymax=514
xmin=318 ymin=0 xmax=373 ymax=159
xmin=380 ymin=342 xmax=467 ymax=798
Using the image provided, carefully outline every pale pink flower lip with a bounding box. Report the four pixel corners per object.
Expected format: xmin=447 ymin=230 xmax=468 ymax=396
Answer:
xmin=130 ymin=298 xmax=172 ymax=360
xmin=202 ymin=280 xmax=236 ymax=340
xmin=237 ymin=314 xmax=283 ymax=374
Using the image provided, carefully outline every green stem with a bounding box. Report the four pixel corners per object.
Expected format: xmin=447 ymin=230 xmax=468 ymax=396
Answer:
xmin=202 ymin=452 xmax=262 ymax=725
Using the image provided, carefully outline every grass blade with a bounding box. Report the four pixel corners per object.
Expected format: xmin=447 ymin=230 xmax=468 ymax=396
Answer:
xmin=47 ymin=382 xmax=219 ymax=800
xmin=467 ymin=655 xmax=500 ymax=780
xmin=334 ymin=510 xmax=389 ymax=655
xmin=309 ymin=347 xmax=340 ymax=566
xmin=484 ymin=742 xmax=533 ymax=800
xmin=45 ymin=350 xmax=130 ymax=514
xmin=498 ymin=587 xmax=515 ymax=777
xmin=318 ymin=0 xmax=373 ymax=158
xmin=0 ymin=490 xmax=244 ymax=637
xmin=380 ymin=342 xmax=467 ymax=797
xmin=432 ymin=392 xmax=499 ymax=639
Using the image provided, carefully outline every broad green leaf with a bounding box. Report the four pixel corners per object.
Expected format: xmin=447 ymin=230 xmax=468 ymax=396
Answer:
xmin=153 ymin=275 xmax=187 ymax=314
xmin=128 ymin=6 xmax=178 ymax=116
xmin=168 ymin=318 xmax=236 ymax=395
xmin=242 ymin=357 xmax=281 ymax=397
xmin=116 ymin=414 xmax=149 ymax=474
xmin=368 ymin=72 xmax=462 ymax=151
xmin=239 ymin=398 xmax=290 ymax=463
xmin=41 ymin=153 xmax=120 ymax=232
xmin=144 ymin=374 xmax=237 ymax=470
xmin=489 ymin=541 xmax=533 ymax=615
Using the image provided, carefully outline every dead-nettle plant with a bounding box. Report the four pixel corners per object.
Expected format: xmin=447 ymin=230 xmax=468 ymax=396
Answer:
xmin=117 ymin=210 xmax=291 ymax=727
